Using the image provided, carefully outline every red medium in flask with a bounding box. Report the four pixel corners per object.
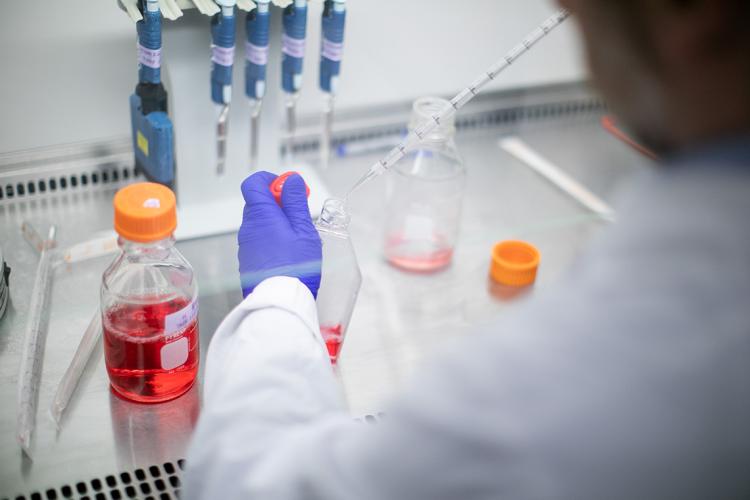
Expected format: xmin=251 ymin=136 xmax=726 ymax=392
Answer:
xmin=315 ymin=199 xmax=362 ymax=364
xmin=102 ymin=183 xmax=199 ymax=403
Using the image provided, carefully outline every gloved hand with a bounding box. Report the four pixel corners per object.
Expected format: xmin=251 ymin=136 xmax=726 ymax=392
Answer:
xmin=238 ymin=171 xmax=322 ymax=298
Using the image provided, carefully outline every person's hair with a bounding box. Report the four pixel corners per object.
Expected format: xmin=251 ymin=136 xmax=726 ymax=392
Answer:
xmin=610 ymin=0 xmax=750 ymax=66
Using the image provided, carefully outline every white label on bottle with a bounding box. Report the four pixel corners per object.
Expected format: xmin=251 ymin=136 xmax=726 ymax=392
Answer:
xmin=282 ymin=34 xmax=306 ymax=58
xmin=161 ymin=337 xmax=189 ymax=370
xmin=403 ymin=214 xmax=435 ymax=240
xmin=212 ymin=44 xmax=236 ymax=66
xmin=138 ymin=44 xmax=161 ymax=69
xmin=321 ymin=38 xmax=343 ymax=62
xmin=245 ymin=41 xmax=269 ymax=65
xmin=164 ymin=297 xmax=199 ymax=338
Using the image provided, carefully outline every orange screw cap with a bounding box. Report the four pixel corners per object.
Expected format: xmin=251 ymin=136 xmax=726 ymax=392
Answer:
xmin=270 ymin=171 xmax=311 ymax=204
xmin=490 ymin=240 xmax=540 ymax=287
xmin=113 ymin=182 xmax=177 ymax=243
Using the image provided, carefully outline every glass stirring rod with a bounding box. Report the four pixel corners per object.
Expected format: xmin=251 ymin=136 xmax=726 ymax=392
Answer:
xmin=345 ymin=9 xmax=571 ymax=199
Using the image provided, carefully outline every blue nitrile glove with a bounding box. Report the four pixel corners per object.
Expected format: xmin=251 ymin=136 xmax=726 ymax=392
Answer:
xmin=238 ymin=171 xmax=322 ymax=298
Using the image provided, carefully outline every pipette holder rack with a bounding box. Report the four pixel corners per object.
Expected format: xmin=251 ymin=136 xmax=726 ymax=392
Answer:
xmin=163 ymin=8 xmax=327 ymax=240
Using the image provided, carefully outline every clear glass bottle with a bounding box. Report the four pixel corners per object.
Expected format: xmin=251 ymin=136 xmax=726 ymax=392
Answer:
xmin=315 ymin=198 xmax=362 ymax=364
xmin=101 ymin=183 xmax=199 ymax=403
xmin=384 ymin=96 xmax=467 ymax=272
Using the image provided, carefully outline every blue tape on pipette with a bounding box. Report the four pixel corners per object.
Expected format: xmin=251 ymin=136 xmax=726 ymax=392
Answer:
xmin=130 ymin=1 xmax=174 ymax=186
xmin=245 ymin=2 xmax=270 ymax=100
xmin=211 ymin=7 xmax=236 ymax=105
xmin=137 ymin=8 xmax=162 ymax=84
xmin=319 ymin=0 xmax=345 ymax=93
xmin=281 ymin=0 xmax=308 ymax=93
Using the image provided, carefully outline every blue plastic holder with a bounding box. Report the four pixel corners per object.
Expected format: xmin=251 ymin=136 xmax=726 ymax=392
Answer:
xmin=319 ymin=0 xmax=346 ymax=93
xmin=211 ymin=7 xmax=237 ymax=105
xmin=245 ymin=3 xmax=271 ymax=100
xmin=281 ymin=1 xmax=308 ymax=93
xmin=137 ymin=8 xmax=162 ymax=84
xmin=129 ymin=94 xmax=175 ymax=186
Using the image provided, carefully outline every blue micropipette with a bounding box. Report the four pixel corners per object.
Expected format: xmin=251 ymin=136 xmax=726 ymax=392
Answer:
xmin=281 ymin=0 xmax=308 ymax=164
xmin=245 ymin=0 xmax=271 ymax=170
xmin=211 ymin=0 xmax=237 ymax=175
xmin=319 ymin=0 xmax=346 ymax=169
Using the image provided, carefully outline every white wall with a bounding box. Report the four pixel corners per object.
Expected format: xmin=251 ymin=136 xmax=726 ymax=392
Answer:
xmin=0 ymin=1 xmax=585 ymax=153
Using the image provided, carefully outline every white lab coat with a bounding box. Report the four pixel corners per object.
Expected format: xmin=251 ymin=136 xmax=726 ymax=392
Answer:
xmin=185 ymin=141 xmax=750 ymax=500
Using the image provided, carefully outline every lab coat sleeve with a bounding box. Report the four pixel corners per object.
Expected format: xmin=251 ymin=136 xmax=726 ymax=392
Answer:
xmin=185 ymin=183 xmax=750 ymax=500
xmin=184 ymin=270 xmax=606 ymax=500
xmin=184 ymin=276 xmax=349 ymax=500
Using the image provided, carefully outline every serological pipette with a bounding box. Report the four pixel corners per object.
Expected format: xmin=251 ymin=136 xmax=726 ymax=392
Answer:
xmin=281 ymin=0 xmax=308 ymax=165
xmin=319 ymin=0 xmax=346 ymax=169
xmin=50 ymin=313 xmax=101 ymax=428
xmin=211 ymin=0 xmax=237 ymax=175
xmin=346 ymin=8 xmax=571 ymax=197
xmin=245 ymin=0 xmax=271 ymax=170
xmin=17 ymin=225 xmax=57 ymax=458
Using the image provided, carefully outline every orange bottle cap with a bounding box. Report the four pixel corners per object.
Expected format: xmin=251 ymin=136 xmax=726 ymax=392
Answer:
xmin=113 ymin=182 xmax=177 ymax=243
xmin=490 ymin=240 xmax=540 ymax=287
xmin=270 ymin=171 xmax=310 ymax=203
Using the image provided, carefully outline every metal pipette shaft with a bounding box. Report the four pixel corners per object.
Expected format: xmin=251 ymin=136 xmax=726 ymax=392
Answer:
xmin=216 ymin=104 xmax=230 ymax=175
xmin=17 ymin=225 xmax=57 ymax=457
xmin=321 ymin=94 xmax=334 ymax=168
xmin=284 ymin=93 xmax=298 ymax=164
xmin=346 ymin=9 xmax=570 ymax=197
xmin=249 ymin=101 xmax=262 ymax=168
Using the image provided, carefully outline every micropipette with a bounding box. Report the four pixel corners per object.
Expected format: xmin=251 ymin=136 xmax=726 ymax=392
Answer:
xmin=346 ymin=8 xmax=571 ymax=197
xmin=17 ymin=225 xmax=57 ymax=458
xmin=319 ymin=0 xmax=347 ymax=169
xmin=281 ymin=0 xmax=308 ymax=165
xmin=130 ymin=0 xmax=175 ymax=186
xmin=211 ymin=0 xmax=237 ymax=175
xmin=245 ymin=0 xmax=271 ymax=170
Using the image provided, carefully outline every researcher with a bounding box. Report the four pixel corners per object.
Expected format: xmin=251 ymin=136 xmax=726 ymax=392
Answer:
xmin=185 ymin=0 xmax=750 ymax=498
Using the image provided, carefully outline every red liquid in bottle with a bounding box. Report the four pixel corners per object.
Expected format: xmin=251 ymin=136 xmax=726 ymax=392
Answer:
xmin=320 ymin=324 xmax=343 ymax=364
xmin=103 ymin=297 xmax=199 ymax=403
xmin=385 ymin=233 xmax=453 ymax=272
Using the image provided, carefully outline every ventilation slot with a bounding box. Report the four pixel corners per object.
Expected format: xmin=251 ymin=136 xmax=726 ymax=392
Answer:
xmin=2 ymin=415 xmax=383 ymax=500
xmin=0 ymin=166 xmax=140 ymax=202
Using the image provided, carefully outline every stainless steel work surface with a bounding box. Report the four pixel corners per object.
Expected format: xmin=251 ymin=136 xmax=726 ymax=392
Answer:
xmin=0 ymin=105 xmax=650 ymax=497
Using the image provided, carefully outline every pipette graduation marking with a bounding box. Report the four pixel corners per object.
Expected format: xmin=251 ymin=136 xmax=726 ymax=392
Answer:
xmin=281 ymin=0 xmax=308 ymax=164
xmin=245 ymin=0 xmax=271 ymax=170
xmin=346 ymin=9 xmax=571 ymax=197
xmin=211 ymin=0 xmax=237 ymax=175
xmin=319 ymin=0 xmax=346 ymax=169
xmin=17 ymin=225 xmax=57 ymax=458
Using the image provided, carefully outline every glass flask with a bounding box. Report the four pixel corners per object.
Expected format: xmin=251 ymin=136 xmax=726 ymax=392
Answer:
xmin=384 ymin=96 xmax=467 ymax=272
xmin=101 ymin=183 xmax=199 ymax=403
xmin=315 ymin=198 xmax=362 ymax=364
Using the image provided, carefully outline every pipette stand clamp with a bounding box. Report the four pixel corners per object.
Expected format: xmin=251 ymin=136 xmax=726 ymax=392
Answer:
xmin=161 ymin=8 xmax=329 ymax=240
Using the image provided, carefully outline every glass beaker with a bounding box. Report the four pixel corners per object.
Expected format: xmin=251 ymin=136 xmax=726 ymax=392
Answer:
xmin=383 ymin=96 xmax=466 ymax=272
xmin=315 ymin=198 xmax=362 ymax=364
xmin=101 ymin=183 xmax=199 ymax=403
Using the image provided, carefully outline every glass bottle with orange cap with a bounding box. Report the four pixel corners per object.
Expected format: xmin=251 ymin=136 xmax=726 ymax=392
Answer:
xmin=101 ymin=182 xmax=199 ymax=403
